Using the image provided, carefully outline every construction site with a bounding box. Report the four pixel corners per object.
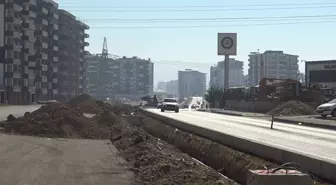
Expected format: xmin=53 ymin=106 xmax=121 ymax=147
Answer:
xmin=0 ymin=94 xmax=334 ymax=185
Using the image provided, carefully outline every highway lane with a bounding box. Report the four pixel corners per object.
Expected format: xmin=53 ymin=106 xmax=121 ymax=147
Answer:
xmin=147 ymin=108 xmax=336 ymax=164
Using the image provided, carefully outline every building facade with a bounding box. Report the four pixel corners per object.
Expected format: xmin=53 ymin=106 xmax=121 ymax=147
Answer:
xmin=305 ymin=60 xmax=336 ymax=90
xmin=84 ymin=55 xmax=154 ymax=100
xmin=0 ymin=0 xmax=89 ymax=104
xmin=165 ymin=80 xmax=178 ymax=96
xmin=178 ymin=69 xmax=206 ymax=101
xmin=58 ymin=9 xmax=89 ymax=101
xmin=210 ymin=58 xmax=244 ymax=89
xmin=248 ymin=50 xmax=299 ymax=86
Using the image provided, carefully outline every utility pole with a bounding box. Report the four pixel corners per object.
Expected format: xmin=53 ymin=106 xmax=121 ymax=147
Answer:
xmin=224 ymin=55 xmax=230 ymax=90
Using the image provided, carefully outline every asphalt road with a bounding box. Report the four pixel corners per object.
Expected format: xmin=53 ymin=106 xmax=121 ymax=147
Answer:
xmin=147 ymin=108 xmax=336 ymax=164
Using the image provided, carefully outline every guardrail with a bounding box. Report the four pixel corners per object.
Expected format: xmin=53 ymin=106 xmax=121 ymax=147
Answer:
xmin=140 ymin=108 xmax=336 ymax=184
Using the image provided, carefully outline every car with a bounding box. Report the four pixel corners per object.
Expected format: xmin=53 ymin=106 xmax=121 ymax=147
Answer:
xmin=161 ymin=98 xmax=179 ymax=113
xmin=316 ymin=98 xmax=336 ymax=117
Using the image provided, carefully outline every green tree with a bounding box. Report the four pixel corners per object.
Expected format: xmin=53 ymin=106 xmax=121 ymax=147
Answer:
xmin=204 ymin=87 xmax=226 ymax=108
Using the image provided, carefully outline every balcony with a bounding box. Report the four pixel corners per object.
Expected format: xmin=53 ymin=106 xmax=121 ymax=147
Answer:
xmin=42 ymin=42 xmax=48 ymax=48
xmin=84 ymin=33 xmax=89 ymax=38
xmin=29 ymin=86 xmax=36 ymax=92
xmin=52 ymin=78 xmax=58 ymax=83
xmin=42 ymin=65 xmax=48 ymax=71
xmin=53 ymin=57 xmax=58 ymax=62
xmin=53 ymin=67 xmax=58 ymax=73
xmin=42 ymin=53 xmax=48 ymax=60
xmin=53 ymin=13 xmax=59 ymax=19
xmin=42 ymin=31 xmax=48 ymax=37
xmin=53 ymin=89 xmax=58 ymax=94
xmin=84 ymin=42 xmax=89 ymax=46
xmin=13 ymin=86 xmax=21 ymax=92
xmin=53 ymin=45 xmax=58 ymax=51
xmin=29 ymin=61 xmax=35 ymax=67
xmin=13 ymin=72 xmax=21 ymax=79
xmin=42 ymin=76 xmax=48 ymax=82
xmin=53 ymin=35 xmax=58 ymax=40
xmin=42 ymin=7 xmax=48 ymax=14
xmin=42 ymin=19 xmax=48 ymax=26
xmin=53 ymin=24 xmax=58 ymax=30
xmin=42 ymin=88 xmax=47 ymax=94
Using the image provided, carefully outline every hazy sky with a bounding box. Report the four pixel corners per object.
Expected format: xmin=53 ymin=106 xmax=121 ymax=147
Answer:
xmin=56 ymin=0 xmax=336 ymax=87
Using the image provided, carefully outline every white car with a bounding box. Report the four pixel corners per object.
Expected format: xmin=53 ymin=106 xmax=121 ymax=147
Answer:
xmin=316 ymin=99 xmax=336 ymax=117
xmin=161 ymin=98 xmax=179 ymax=113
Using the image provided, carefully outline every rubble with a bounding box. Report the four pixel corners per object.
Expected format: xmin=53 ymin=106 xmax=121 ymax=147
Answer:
xmin=267 ymin=101 xmax=317 ymax=116
xmin=67 ymin=94 xmax=108 ymax=114
xmin=2 ymin=104 xmax=111 ymax=139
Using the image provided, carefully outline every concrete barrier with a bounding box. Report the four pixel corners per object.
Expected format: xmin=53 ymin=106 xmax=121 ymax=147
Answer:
xmin=140 ymin=108 xmax=336 ymax=184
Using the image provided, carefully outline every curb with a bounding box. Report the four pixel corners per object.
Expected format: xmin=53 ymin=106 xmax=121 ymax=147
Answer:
xmin=273 ymin=118 xmax=336 ymax=131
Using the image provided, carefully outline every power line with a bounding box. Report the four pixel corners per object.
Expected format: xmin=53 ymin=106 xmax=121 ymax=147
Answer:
xmin=60 ymin=2 xmax=336 ymax=8
xmin=89 ymin=20 xmax=336 ymax=29
xmin=81 ymin=14 xmax=336 ymax=22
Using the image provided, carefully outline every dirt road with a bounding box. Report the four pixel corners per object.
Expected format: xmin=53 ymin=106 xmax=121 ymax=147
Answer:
xmin=0 ymin=134 xmax=133 ymax=185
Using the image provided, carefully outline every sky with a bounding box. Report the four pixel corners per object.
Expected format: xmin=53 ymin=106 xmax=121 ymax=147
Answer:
xmin=55 ymin=0 xmax=336 ymax=87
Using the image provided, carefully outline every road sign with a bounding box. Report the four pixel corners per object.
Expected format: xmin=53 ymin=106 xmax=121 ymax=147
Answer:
xmin=217 ymin=33 xmax=237 ymax=56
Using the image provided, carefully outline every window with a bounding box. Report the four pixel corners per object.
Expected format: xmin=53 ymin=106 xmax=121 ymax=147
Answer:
xmin=14 ymin=78 xmax=20 ymax=86
xmin=5 ymin=37 xmax=14 ymax=45
xmin=6 ymin=78 xmax=13 ymax=86
xmin=5 ymin=50 xmax=13 ymax=58
xmin=29 ymin=79 xmax=34 ymax=86
xmin=14 ymin=64 xmax=20 ymax=72
xmin=6 ymin=64 xmax=13 ymax=72
xmin=24 ymin=66 xmax=28 ymax=74
xmin=5 ymin=23 xmax=14 ymax=31
xmin=14 ymin=51 xmax=20 ymax=59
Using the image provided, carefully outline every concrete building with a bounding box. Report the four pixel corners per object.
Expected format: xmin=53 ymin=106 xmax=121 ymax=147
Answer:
xmin=157 ymin=81 xmax=166 ymax=91
xmin=0 ymin=0 xmax=60 ymax=104
xmin=58 ymin=9 xmax=89 ymax=101
xmin=248 ymin=50 xmax=299 ymax=86
xmin=210 ymin=59 xmax=244 ymax=89
xmin=165 ymin=80 xmax=178 ymax=96
xmin=84 ymin=53 xmax=99 ymax=96
xmin=305 ymin=60 xmax=336 ymax=90
xmin=178 ymin=69 xmax=206 ymax=101
xmin=84 ymin=55 xmax=154 ymax=100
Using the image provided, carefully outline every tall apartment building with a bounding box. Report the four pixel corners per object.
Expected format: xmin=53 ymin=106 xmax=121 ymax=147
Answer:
xmin=84 ymin=55 xmax=154 ymax=100
xmin=178 ymin=69 xmax=206 ymax=101
xmin=248 ymin=50 xmax=299 ymax=86
xmin=58 ymin=9 xmax=89 ymax=101
xmin=84 ymin=53 xmax=99 ymax=96
xmin=0 ymin=0 xmax=89 ymax=104
xmin=0 ymin=0 xmax=59 ymax=104
xmin=165 ymin=80 xmax=178 ymax=96
xmin=210 ymin=58 xmax=244 ymax=89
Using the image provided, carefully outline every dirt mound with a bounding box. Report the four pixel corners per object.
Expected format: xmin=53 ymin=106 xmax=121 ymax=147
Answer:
xmin=107 ymin=115 xmax=237 ymax=185
xmin=2 ymin=104 xmax=111 ymax=139
xmin=267 ymin=101 xmax=317 ymax=116
xmin=67 ymin=94 xmax=109 ymax=114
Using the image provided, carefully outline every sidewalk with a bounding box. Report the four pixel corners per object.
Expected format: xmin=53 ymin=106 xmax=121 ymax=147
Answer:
xmin=198 ymin=108 xmax=336 ymax=130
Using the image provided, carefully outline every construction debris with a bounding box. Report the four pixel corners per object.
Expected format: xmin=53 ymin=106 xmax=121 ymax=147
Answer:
xmin=267 ymin=101 xmax=317 ymax=116
xmin=67 ymin=94 xmax=108 ymax=114
xmin=2 ymin=104 xmax=111 ymax=139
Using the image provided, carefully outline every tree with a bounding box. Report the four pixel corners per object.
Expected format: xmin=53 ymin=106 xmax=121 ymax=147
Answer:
xmin=204 ymin=87 xmax=226 ymax=108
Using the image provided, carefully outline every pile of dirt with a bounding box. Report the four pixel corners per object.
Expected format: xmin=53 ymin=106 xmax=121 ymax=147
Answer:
xmin=95 ymin=112 xmax=237 ymax=185
xmin=67 ymin=94 xmax=108 ymax=114
xmin=2 ymin=104 xmax=112 ymax=139
xmin=267 ymin=101 xmax=317 ymax=116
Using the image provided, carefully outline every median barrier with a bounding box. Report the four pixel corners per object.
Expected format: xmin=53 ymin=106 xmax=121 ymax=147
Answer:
xmin=140 ymin=108 xmax=336 ymax=184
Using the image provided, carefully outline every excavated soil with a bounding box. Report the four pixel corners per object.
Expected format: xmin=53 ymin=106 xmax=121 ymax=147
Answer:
xmin=95 ymin=112 xmax=237 ymax=185
xmin=140 ymin=116 xmax=329 ymax=185
xmin=1 ymin=104 xmax=113 ymax=139
xmin=267 ymin=100 xmax=317 ymax=116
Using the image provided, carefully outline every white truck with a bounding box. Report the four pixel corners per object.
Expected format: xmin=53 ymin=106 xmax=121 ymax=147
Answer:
xmin=316 ymin=98 xmax=336 ymax=117
xmin=161 ymin=98 xmax=179 ymax=113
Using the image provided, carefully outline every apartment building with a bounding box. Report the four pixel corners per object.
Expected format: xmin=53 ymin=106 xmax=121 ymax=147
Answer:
xmin=0 ymin=0 xmax=59 ymax=104
xmin=112 ymin=56 xmax=154 ymax=100
xmin=58 ymin=9 xmax=89 ymax=101
xmin=84 ymin=55 xmax=154 ymax=100
xmin=248 ymin=50 xmax=299 ymax=86
xmin=178 ymin=69 xmax=206 ymax=101
xmin=210 ymin=58 xmax=244 ymax=89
